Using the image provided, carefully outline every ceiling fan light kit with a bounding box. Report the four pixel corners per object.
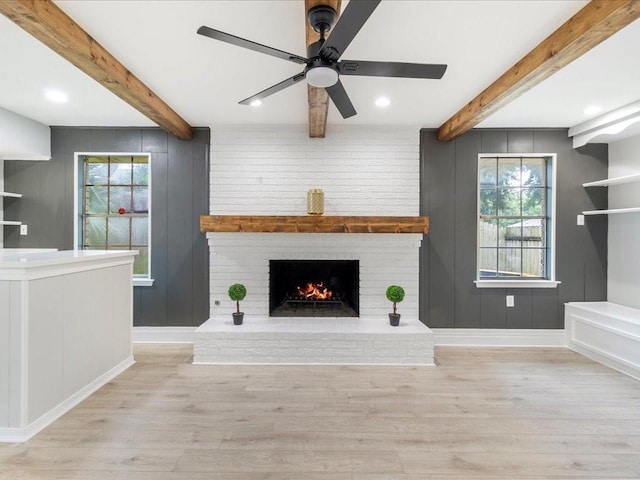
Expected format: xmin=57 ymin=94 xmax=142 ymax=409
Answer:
xmin=197 ymin=0 xmax=446 ymax=118
xmin=305 ymin=65 xmax=339 ymax=88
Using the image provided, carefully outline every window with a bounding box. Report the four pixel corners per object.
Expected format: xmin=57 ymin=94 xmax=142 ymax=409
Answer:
xmin=75 ymin=154 xmax=153 ymax=286
xmin=476 ymin=154 xmax=558 ymax=288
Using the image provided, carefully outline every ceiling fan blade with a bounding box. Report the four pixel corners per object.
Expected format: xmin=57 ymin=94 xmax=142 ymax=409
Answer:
xmin=319 ymin=0 xmax=381 ymax=61
xmin=339 ymin=60 xmax=447 ymax=79
xmin=326 ymin=80 xmax=357 ymax=119
xmin=239 ymin=72 xmax=307 ymax=105
xmin=197 ymin=26 xmax=307 ymax=65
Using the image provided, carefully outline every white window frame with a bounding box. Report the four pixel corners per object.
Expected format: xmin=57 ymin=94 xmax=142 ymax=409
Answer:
xmin=73 ymin=152 xmax=154 ymax=287
xmin=474 ymin=153 xmax=560 ymax=289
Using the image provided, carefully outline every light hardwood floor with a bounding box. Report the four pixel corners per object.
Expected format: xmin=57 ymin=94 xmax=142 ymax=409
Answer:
xmin=1 ymin=345 xmax=640 ymax=479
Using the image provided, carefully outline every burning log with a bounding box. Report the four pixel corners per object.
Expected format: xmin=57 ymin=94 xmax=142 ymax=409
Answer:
xmin=295 ymin=281 xmax=333 ymax=300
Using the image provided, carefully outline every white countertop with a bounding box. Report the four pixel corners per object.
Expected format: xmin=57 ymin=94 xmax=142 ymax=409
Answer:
xmin=0 ymin=249 xmax=137 ymax=270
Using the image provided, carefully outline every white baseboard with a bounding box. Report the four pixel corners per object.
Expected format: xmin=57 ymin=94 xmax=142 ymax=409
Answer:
xmin=569 ymin=339 xmax=640 ymax=381
xmin=133 ymin=326 xmax=197 ymax=343
xmin=432 ymin=328 xmax=566 ymax=347
xmin=0 ymin=356 xmax=134 ymax=443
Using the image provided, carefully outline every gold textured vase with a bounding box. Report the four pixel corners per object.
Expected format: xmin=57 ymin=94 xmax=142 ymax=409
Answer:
xmin=307 ymin=188 xmax=324 ymax=215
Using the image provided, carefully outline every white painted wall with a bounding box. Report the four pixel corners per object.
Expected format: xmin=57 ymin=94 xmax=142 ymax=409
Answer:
xmin=0 ymin=107 xmax=50 ymax=161
xmin=211 ymin=125 xmax=419 ymax=215
xmin=209 ymin=124 xmax=423 ymax=321
xmin=608 ymin=134 xmax=640 ymax=309
xmin=208 ymin=233 xmax=422 ymax=321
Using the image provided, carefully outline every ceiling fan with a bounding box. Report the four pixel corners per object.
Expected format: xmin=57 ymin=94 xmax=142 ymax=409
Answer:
xmin=197 ymin=0 xmax=447 ymax=119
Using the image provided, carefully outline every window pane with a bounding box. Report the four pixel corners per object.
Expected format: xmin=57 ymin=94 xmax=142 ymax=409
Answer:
xmin=497 ymin=188 xmax=520 ymax=216
xmin=479 ymin=158 xmax=497 ymax=187
xmin=498 ymin=157 xmax=521 ymax=186
xmin=82 ymin=155 xmax=150 ymax=277
xmin=132 ymin=186 xmax=149 ymax=213
xmin=478 ymin=218 xmax=497 ymax=247
xmin=478 ymin=155 xmax=551 ymax=281
xmin=85 ymin=217 xmax=106 ymax=246
xmin=133 ymin=164 xmax=149 ymax=185
xmin=498 ymin=248 xmax=521 ymax=277
xmin=107 ymin=217 xmax=130 ymax=245
xmin=131 ymin=217 xmax=148 ymax=246
xmin=500 ymin=219 xmax=521 ymax=247
xmin=109 ymin=162 xmax=132 ymax=185
xmin=479 ymin=189 xmax=497 ymax=216
xmin=522 ymin=188 xmax=544 ymax=216
xmin=523 ymin=248 xmax=545 ymax=278
xmin=522 ymin=157 xmax=545 ymax=186
xmin=109 ymin=187 xmax=132 ymax=214
xmin=87 ymin=163 xmax=108 ymax=185
xmin=479 ymin=248 xmax=497 ymax=277
xmin=86 ymin=186 xmax=108 ymax=214
xmin=133 ymin=247 xmax=149 ymax=276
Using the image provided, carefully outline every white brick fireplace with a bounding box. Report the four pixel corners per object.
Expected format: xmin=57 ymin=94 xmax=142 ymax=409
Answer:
xmin=194 ymin=125 xmax=434 ymax=364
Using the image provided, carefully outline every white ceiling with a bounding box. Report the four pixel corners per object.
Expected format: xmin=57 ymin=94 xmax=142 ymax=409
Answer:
xmin=0 ymin=0 xmax=639 ymax=134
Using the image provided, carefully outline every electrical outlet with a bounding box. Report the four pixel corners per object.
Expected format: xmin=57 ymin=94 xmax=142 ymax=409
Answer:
xmin=506 ymin=295 xmax=515 ymax=307
xmin=577 ymin=214 xmax=585 ymax=226
xmin=19 ymin=224 xmax=28 ymax=236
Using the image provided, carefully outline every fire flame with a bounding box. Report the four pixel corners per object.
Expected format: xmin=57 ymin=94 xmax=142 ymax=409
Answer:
xmin=296 ymin=281 xmax=333 ymax=300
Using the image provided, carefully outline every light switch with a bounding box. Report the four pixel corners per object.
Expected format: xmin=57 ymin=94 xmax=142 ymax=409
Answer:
xmin=506 ymin=295 xmax=515 ymax=307
xmin=577 ymin=214 xmax=585 ymax=226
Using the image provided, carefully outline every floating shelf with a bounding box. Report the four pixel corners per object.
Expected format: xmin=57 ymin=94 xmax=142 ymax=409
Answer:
xmin=0 ymin=220 xmax=22 ymax=226
xmin=0 ymin=191 xmax=22 ymax=198
xmin=583 ymin=207 xmax=640 ymax=216
xmin=583 ymin=173 xmax=640 ymax=187
xmin=201 ymin=215 xmax=429 ymax=234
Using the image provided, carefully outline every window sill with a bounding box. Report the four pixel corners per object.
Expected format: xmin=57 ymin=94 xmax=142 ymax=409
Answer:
xmin=133 ymin=278 xmax=155 ymax=287
xmin=474 ymin=280 xmax=560 ymax=289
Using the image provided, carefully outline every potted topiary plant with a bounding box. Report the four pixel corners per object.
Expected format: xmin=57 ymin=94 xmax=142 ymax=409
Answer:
xmin=228 ymin=283 xmax=247 ymax=325
xmin=386 ymin=285 xmax=405 ymax=326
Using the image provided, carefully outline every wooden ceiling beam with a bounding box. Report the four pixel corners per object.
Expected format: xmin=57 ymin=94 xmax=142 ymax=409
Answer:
xmin=437 ymin=0 xmax=640 ymax=142
xmin=305 ymin=0 xmax=341 ymax=138
xmin=0 ymin=0 xmax=193 ymax=140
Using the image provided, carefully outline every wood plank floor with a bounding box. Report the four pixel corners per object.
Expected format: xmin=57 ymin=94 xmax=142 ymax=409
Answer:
xmin=1 ymin=345 xmax=640 ymax=479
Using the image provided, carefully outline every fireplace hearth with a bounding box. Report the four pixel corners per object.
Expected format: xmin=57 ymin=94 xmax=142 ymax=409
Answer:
xmin=270 ymin=260 xmax=359 ymax=317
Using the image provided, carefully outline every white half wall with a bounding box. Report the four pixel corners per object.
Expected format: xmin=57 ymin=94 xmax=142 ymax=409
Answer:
xmin=608 ymin=134 xmax=640 ymax=309
xmin=0 ymin=107 xmax=51 ymax=161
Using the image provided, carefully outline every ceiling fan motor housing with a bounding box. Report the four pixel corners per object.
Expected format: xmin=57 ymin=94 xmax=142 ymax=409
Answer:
xmin=308 ymin=5 xmax=337 ymax=36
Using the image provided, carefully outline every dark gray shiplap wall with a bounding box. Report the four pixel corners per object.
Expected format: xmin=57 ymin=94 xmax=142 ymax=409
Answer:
xmin=4 ymin=127 xmax=210 ymax=327
xmin=420 ymin=129 xmax=608 ymax=329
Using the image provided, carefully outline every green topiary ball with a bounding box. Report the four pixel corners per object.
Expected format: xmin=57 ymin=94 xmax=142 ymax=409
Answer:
xmin=228 ymin=283 xmax=247 ymax=301
xmin=386 ymin=285 xmax=405 ymax=303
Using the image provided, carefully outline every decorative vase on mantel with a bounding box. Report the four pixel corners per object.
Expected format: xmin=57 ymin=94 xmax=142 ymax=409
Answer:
xmin=307 ymin=188 xmax=324 ymax=215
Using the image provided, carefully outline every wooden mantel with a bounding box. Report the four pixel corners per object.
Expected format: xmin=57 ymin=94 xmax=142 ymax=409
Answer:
xmin=200 ymin=215 xmax=429 ymax=234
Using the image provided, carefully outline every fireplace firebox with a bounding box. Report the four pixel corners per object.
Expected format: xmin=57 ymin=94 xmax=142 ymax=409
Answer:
xmin=269 ymin=260 xmax=359 ymax=317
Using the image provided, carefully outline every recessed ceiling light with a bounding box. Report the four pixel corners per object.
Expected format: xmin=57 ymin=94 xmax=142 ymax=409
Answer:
xmin=584 ymin=105 xmax=601 ymax=116
xmin=250 ymin=99 xmax=262 ymax=107
xmin=375 ymin=96 xmax=391 ymax=108
xmin=45 ymin=90 xmax=68 ymax=103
